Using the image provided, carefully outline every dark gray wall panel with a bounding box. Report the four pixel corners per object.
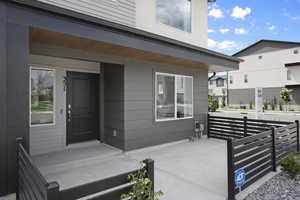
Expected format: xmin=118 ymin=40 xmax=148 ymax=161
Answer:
xmin=0 ymin=2 xmax=7 ymax=196
xmin=228 ymin=87 xmax=283 ymax=105
xmin=103 ymin=63 xmax=125 ymax=149
xmin=6 ymin=23 xmax=29 ymax=194
xmin=124 ymin=62 xmax=208 ymax=151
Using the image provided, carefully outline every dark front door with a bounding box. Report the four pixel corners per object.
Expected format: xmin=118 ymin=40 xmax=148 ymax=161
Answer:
xmin=66 ymin=71 xmax=99 ymax=144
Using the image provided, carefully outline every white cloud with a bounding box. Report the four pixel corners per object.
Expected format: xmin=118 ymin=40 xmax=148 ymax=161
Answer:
xmin=234 ymin=28 xmax=248 ymax=35
xmin=268 ymin=25 xmax=276 ymax=31
xmin=219 ymin=28 xmax=230 ymax=34
xmin=231 ymin=6 xmax=251 ymax=20
xmin=208 ymin=39 xmax=239 ymax=51
xmin=283 ymin=9 xmax=300 ymax=20
xmin=217 ymin=41 xmax=238 ymax=50
xmin=208 ymin=39 xmax=217 ymax=48
xmin=209 ymin=8 xmax=224 ymax=18
xmin=208 ymin=29 xmax=215 ymax=33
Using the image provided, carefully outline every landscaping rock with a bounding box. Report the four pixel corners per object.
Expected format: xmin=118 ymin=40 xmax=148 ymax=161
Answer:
xmin=244 ymin=173 xmax=300 ymax=200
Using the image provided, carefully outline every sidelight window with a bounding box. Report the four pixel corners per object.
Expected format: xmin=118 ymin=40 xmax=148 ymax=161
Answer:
xmin=30 ymin=68 xmax=55 ymax=126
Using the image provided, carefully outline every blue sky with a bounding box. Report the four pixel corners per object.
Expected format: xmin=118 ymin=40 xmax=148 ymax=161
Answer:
xmin=207 ymin=0 xmax=300 ymax=56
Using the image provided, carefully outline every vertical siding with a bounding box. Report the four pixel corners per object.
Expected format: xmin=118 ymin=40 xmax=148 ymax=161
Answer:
xmin=103 ymin=63 xmax=125 ymax=149
xmin=124 ymin=61 xmax=208 ymax=150
xmin=37 ymin=0 xmax=136 ymax=27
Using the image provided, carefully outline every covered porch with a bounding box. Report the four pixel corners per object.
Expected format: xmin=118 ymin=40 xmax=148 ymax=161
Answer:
xmin=32 ymin=138 xmax=227 ymax=200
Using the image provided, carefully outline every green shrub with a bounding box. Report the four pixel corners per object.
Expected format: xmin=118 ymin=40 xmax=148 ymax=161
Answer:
xmin=208 ymin=94 xmax=218 ymax=112
xmin=121 ymin=162 xmax=163 ymax=200
xmin=280 ymin=153 xmax=300 ymax=179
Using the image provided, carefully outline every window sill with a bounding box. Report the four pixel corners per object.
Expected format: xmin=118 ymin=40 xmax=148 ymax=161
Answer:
xmin=155 ymin=117 xmax=193 ymax=122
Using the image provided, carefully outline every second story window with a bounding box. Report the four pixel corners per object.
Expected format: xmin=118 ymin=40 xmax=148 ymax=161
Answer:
xmin=229 ymin=75 xmax=233 ymax=84
xmin=209 ymin=80 xmax=213 ymax=85
xmin=156 ymin=0 xmax=191 ymax=32
xmin=216 ymin=79 xmax=224 ymax=87
xmin=244 ymin=74 xmax=248 ymax=83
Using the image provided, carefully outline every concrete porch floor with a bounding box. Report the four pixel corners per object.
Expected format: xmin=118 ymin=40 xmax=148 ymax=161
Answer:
xmin=33 ymin=138 xmax=228 ymax=200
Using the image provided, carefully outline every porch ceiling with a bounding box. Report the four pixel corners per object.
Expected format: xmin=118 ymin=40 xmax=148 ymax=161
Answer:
xmin=30 ymin=27 xmax=227 ymax=71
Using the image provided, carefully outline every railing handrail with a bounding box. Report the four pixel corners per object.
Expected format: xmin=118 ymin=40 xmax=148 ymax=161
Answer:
xmin=17 ymin=141 xmax=48 ymax=186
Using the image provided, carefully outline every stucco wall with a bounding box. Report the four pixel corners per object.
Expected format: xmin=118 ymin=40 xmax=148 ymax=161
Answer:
xmin=136 ymin=0 xmax=208 ymax=48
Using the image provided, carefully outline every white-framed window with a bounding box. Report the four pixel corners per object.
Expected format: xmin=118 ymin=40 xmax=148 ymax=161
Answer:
xmin=156 ymin=0 xmax=192 ymax=32
xmin=155 ymin=72 xmax=193 ymax=121
xmin=30 ymin=67 xmax=55 ymax=126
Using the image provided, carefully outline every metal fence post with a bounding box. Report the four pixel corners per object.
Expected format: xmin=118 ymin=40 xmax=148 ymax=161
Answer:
xmin=207 ymin=113 xmax=210 ymax=138
xmin=243 ymin=116 xmax=247 ymax=137
xmin=296 ymin=120 xmax=299 ymax=152
xmin=143 ymin=159 xmax=155 ymax=191
xmin=47 ymin=182 xmax=60 ymax=200
xmin=271 ymin=127 xmax=277 ymax=172
xmin=227 ymin=139 xmax=235 ymax=200
xmin=16 ymin=138 xmax=23 ymax=200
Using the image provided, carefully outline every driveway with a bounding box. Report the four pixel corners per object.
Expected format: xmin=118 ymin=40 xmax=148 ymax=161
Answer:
xmin=34 ymin=139 xmax=228 ymax=200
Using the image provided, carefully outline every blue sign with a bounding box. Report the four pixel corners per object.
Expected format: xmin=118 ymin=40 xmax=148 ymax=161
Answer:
xmin=235 ymin=168 xmax=246 ymax=188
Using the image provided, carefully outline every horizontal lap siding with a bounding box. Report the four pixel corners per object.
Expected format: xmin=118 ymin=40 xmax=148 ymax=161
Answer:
xmin=37 ymin=0 xmax=136 ymax=27
xmin=124 ymin=62 xmax=208 ymax=150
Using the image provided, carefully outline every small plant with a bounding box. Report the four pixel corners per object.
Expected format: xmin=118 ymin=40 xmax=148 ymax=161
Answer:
xmin=208 ymin=94 xmax=218 ymax=112
xmin=280 ymin=88 xmax=293 ymax=111
xmin=280 ymin=153 xmax=300 ymax=179
xmin=121 ymin=162 xmax=163 ymax=200
xmin=263 ymin=99 xmax=269 ymax=111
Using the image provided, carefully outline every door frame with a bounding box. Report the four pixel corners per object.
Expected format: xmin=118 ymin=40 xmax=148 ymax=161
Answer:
xmin=66 ymin=71 xmax=101 ymax=145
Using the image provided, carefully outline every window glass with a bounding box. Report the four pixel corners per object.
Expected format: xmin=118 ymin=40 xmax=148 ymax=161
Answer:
xmin=287 ymin=70 xmax=292 ymax=80
xmin=156 ymin=73 xmax=193 ymax=121
xmin=229 ymin=75 xmax=233 ymax=84
xmin=156 ymin=0 xmax=191 ymax=32
xmin=244 ymin=74 xmax=248 ymax=83
xmin=31 ymin=68 xmax=55 ymax=126
xmin=156 ymin=74 xmax=175 ymax=120
xmin=176 ymin=76 xmax=193 ymax=118
xmin=216 ymin=79 xmax=224 ymax=87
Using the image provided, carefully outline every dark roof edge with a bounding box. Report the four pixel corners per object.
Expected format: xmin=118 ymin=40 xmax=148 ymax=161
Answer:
xmin=8 ymin=0 xmax=241 ymax=63
xmin=233 ymin=39 xmax=300 ymax=57
xmin=285 ymin=62 xmax=300 ymax=67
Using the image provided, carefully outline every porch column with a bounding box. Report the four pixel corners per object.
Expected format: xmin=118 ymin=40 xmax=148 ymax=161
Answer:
xmin=0 ymin=2 xmax=7 ymax=196
xmin=6 ymin=22 xmax=29 ymax=194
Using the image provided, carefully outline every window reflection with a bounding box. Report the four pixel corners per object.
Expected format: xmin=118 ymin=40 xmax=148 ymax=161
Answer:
xmin=157 ymin=0 xmax=191 ymax=32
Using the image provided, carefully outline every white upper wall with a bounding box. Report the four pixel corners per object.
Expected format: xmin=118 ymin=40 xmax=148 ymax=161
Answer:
xmin=37 ymin=0 xmax=208 ymax=48
xmin=136 ymin=0 xmax=208 ymax=48
xmin=229 ymin=47 xmax=300 ymax=89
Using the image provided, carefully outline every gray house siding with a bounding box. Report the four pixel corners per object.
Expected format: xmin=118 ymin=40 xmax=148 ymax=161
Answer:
xmin=103 ymin=63 xmax=125 ymax=149
xmin=0 ymin=3 xmax=7 ymax=196
xmin=123 ymin=62 xmax=208 ymax=150
xmin=6 ymin=23 xmax=30 ymax=194
xmin=228 ymin=87 xmax=282 ymax=105
xmin=37 ymin=0 xmax=136 ymax=27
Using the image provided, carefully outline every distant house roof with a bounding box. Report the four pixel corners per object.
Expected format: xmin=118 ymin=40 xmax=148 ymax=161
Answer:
xmin=285 ymin=62 xmax=300 ymax=67
xmin=210 ymin=75 xmax=227 ymax=81
xmin=233 ymin=40 xmax=300 ymax=57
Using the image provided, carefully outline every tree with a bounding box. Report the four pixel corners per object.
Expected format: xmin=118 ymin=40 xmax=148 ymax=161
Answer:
xmin=280 ymin=88 xmax=293 ymax=111
xmin=208 ymin=94 xmax=218 ymax=112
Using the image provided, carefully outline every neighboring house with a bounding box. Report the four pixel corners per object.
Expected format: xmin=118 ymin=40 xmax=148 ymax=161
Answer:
xmin=229 ymin=40 xmax=300 ymax=108
xmin=0 ymin=0 xmax=240 ymax=196
xmin=208 ymin=75 xmax=228 ymax=107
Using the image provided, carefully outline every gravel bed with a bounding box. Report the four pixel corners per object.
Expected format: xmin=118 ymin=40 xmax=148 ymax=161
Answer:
xmin=244 ymin=173 xmax=300 ymax=200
